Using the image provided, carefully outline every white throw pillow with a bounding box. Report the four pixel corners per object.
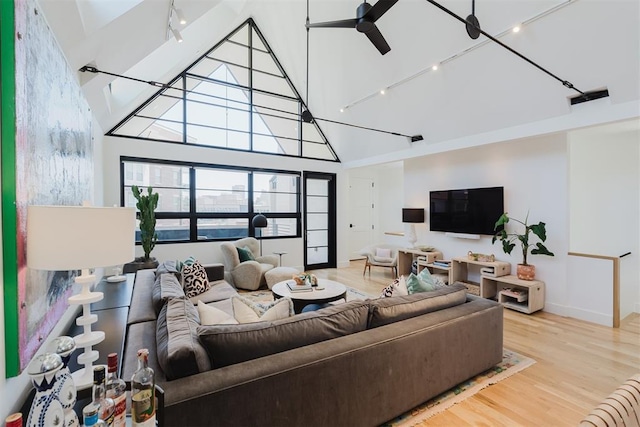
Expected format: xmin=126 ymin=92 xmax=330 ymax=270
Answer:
xmin=375 ymin=247 xmax=392 ymax=258
xmin=197 ymin=300 xmax=238 ymax=325
xmin=231 ymin=295 xmax=293 ymax=324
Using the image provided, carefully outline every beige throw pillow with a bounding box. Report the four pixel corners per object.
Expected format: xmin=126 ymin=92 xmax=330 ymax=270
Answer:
xmin=197 ymin=300 xmax=238 ymax=325
xmin=231 ymin=295 xmax=293 ymax=324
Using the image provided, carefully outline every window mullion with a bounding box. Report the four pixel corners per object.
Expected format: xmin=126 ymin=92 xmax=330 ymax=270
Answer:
xmin=189 ymin=167 xmax=197 ymax=241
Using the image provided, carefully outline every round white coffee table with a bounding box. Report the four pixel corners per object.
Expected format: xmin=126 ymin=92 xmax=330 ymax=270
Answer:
xmin=271 ymin=279 xmax=347 ymax=313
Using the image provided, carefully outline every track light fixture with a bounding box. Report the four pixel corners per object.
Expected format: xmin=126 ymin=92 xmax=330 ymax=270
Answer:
xmin=170 ymin=26 xmax=183 ymax=43
xmin=167 ymin=0 xmax=186 ymax=43
xmin=172 ymin=5 xmax=187 ymax=25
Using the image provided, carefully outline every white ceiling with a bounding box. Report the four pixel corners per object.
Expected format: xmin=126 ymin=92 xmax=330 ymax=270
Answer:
xmin=38 ymin=0 xmax=640 ymax=165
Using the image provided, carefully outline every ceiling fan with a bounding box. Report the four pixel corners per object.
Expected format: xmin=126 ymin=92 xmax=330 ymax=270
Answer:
xmin=305 ymin=0 xmax=399 ymax=55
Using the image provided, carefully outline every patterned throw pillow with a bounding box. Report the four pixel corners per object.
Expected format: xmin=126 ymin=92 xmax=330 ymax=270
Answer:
xmin=231 ymin=295 xmax=294 ymax=323
xmin=182 ymin=260 xmax=210 ymax=298
xmin=237 ymin=246 xmax=255 ymax=262
xmin=379 ymin=276 xmax=409 ymax=298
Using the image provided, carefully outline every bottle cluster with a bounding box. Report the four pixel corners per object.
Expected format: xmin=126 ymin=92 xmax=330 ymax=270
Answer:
xmin=80 ymin=349 xmax=155 ymax=427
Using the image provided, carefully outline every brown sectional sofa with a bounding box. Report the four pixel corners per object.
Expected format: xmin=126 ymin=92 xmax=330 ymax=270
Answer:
xmin=122 ymin=263 xmax=504 ymax=427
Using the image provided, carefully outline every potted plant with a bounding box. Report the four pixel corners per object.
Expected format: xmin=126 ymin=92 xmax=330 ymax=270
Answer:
xmin=492 ymin=212 xmax=554 ymax=280
xmin=125 ymin=186 xmax=160 ymax=272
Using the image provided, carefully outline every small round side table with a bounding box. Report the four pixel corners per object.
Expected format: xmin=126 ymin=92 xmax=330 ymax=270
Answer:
xmin=273 ymin=251 xmax=287 ymax=266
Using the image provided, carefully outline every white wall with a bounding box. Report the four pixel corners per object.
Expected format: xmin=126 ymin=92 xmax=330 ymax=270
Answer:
xmin=568 ymin=122 xmax=640 ymax=323
xmin=403 ymin=133 xmax=570 ymax=314
xmin=102 ymin=135 xmax=346 ymax=271
xmin=345 ymin=162 xmax=405 ymax=255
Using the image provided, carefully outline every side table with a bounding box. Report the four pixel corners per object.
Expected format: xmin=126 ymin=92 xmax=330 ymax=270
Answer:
xmin=273 ymin=251 xmax=288 ymax=266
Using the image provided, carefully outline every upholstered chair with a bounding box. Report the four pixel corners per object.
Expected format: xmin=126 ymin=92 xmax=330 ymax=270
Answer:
xmin=359 ymin=244 xmax=400 ymax=277
xmin=220 ymin=237 xmax=278 ymax=290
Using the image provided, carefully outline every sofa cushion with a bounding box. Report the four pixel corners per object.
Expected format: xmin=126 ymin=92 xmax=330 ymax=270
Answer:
xmin=182 ymin=260 xmax=211 ymax=298
xmin=156 ymin=297 xmax=211 ymax=380
xmin=121 ymin=320 xmax=165 ymax=383
xmin=156 ymin=260 xmax=180 ymax=277
xmin=188 ymin=280 xmax=238 ymax=305
xmin=152 ymin=273 xmax=185 ymax=316
xmin=197 ymin=300 xmax=370 ymax=368
xmin=231 ymin=295 xmax=293 ymax=323
xmin=368 ymin=282 xmax=468 ymax=328
xmin=127 ymin=269 xmax=157 ymax=325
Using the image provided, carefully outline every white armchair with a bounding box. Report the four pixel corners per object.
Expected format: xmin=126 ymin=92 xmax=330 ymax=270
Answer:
xmin=358 ymin=244 xmax=400 ymax=277
xmin=220 ymin=237 xmax=279 ymax=290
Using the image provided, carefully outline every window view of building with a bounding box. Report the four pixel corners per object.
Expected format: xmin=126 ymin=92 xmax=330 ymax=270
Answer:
xmin=123 ymin=160 xmax=300 ymax=243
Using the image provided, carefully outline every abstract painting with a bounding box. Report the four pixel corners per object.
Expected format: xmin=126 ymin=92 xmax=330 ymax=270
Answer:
xmin=7 ymin=0 xmax=93 ymax=374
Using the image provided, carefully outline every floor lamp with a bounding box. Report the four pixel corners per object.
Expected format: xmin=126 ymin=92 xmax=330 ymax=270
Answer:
xmin=27 ymin=205 xmax=135 ymax=389
xmin=252 ymin=213 xmax=268 ymax=256
xmin=402 ymin=208 xmax=425 ymax=248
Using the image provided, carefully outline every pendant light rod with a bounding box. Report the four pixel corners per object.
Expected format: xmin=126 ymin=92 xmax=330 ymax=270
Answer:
xmin=311 ymin=115 xmax=420 ymax=140
xmin=425 ymin=0 xmax=584 ymax=94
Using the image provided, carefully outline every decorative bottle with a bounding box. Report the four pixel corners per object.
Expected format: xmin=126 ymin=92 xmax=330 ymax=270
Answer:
xmin=50 ymin=336 xmax=79 ymax=427
xmin=105 ymin=353 xmax=127 ymax=427
xmin=131 ymin=349 xmax=156 ymax=427
xmin=82 ymin=367 xmax=114 ymax=427
xmin=26 ymin=353 xmax=65 ymax=427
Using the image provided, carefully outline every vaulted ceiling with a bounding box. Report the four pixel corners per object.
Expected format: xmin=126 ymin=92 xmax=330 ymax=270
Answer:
xmin=38 ymin=0 xmax=640 ymax=165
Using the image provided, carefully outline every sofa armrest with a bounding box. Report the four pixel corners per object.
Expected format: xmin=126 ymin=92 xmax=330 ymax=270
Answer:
xmin=203 ymin=263 xmax=224 ymax=282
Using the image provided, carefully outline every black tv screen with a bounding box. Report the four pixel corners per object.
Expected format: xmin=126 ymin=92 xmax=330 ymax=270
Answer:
xmin=429 ymin=187 xmax=504 ymax=235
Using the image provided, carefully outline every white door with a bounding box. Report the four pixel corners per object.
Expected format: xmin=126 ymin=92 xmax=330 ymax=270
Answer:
xmin=349 ymin=177 xmax=374 ymax=259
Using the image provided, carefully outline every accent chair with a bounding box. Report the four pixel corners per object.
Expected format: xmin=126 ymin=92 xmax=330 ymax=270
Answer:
xmin=220 ymin=237 xmax=278 ymax=290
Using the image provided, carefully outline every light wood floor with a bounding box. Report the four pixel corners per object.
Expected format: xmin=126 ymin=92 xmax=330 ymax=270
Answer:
xmin=312 ymin=260 xmax=640 ymax=426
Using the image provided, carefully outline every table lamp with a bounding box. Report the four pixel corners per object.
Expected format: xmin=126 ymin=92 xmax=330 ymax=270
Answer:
xmin=252 ymin=213 xmax=268 ymax=256
xmin=402 ymin=208 xmax=425 ymax=247
xmin=27 ymin=205 xmax=135 ymax=389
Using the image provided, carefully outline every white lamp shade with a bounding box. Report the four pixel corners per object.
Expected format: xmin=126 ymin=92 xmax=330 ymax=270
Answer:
xmin=27 ymin=205 xmax=136 ymax=271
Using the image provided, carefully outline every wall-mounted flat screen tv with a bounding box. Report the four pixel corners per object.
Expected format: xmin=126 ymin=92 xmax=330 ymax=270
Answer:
xmin=429 ymin=186 xmax=504 ymax=235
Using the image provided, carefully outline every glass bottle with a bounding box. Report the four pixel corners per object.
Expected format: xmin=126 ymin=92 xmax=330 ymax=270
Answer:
xmin=131 ymin=349 xmax=156 ymax=427
xmin=82 ymin=366 xmax=114 ymax=427
xmin=105 ymin=353 xmax=127 ymax=427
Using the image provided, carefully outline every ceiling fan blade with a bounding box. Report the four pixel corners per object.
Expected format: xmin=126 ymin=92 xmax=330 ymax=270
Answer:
xmin=365 ymin=25 xmax=391 ymax=55
xmin=365 ymin=0 xmax=399 ymax=22
xmin=306 ymin=18 xmax=358 ymax=29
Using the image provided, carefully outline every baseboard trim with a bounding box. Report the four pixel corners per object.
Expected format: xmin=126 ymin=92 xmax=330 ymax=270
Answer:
xmin=545 ymin=302 xmax=612 ymax=327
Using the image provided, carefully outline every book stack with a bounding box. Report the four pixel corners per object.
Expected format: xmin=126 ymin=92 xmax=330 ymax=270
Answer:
xmin=499 ymin=287 xmax=528 ymax=302
xmin=287 ymin=281 xmax=313 ymax=293
xmin=433 ymin=260 xmax=451 ymax=268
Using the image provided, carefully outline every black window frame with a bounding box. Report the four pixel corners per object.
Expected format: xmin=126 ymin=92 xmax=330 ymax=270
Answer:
xmin=121 ymin=156 xmax=302 ymax=245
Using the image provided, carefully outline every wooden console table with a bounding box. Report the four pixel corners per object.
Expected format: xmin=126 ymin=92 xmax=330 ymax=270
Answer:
xmin=397 ymin=249 xmax=443 ymax=276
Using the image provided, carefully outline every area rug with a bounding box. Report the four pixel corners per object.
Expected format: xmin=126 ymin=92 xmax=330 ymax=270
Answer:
xmin=381 ymin=348 xmax=536 ymax=426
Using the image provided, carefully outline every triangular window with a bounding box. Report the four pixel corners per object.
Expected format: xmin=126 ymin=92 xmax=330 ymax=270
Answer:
xmin=108 ymin=19 xmax=339 ymax=162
